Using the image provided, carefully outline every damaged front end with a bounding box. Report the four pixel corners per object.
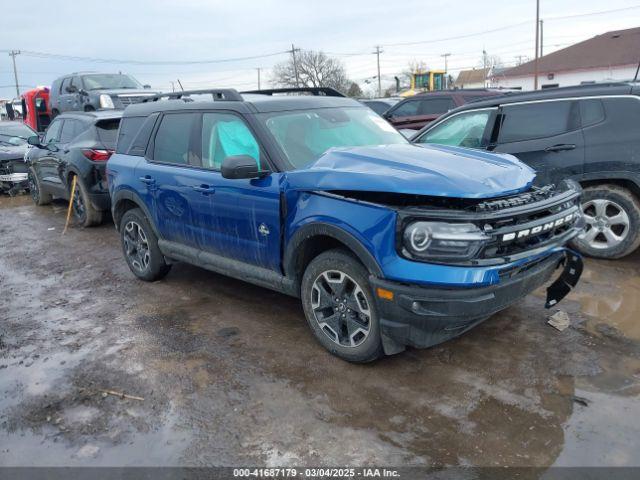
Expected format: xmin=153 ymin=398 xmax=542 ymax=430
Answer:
xmin=0 ymin=157 xmax=29 ymax=196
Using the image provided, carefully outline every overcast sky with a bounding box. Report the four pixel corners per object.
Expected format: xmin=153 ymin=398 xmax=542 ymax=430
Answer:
xmin=2 ymin=0 xmax=640 ymax=99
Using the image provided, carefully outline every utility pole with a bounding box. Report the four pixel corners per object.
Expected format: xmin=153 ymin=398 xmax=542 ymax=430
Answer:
xmin=170 ymin=81 xmax=175 ymax=92
xmin=441 ymin=53 xmax=451 ymax=89
xmin=177 ymin=79 xmax=184 ymax=91
xmin=9 ymin=50 xmax=20 ymax=98
xmin=290 ymin=44 xmax=300 ymax=87
xmin=515 ymin=55 xmax=525 ymax=66
xmin=534 ymin=0 xmax=540 ymax=90
xmin=482 ymin=49 xmax=488 ymax=88
xmin=373 ymin=45 xmax=383 ymax=97
xmin=256 ymin=68 xmax=261 ymax=90
xmin=539 ymin=19 xmax=544 ymax=57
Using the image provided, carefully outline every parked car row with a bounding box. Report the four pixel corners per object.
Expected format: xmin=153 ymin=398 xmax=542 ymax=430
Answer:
xmin=21 ymin=86 xmax=585 ymax=363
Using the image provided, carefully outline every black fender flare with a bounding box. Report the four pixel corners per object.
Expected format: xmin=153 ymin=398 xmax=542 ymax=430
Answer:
xmin=283 ymin=222 xmax=384 ymax=282
xmin=111 ymin=189 xmax=159 ymax=235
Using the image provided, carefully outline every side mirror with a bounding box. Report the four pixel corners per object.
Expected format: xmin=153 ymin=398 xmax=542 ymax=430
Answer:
xmin=143 ymin=84 xmax=151 ymax=89
xmin=221 ymin=155 xmax=264 ymax=180
xmin=27 ymin=135 xmax=42 ymax=147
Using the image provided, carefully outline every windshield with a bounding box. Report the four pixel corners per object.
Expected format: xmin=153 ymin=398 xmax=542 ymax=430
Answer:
xmin=0 ymin=122 xmax=36 ymax=146
xmin=260 ymin=107 xmax=407 ymax=169
xmin=82 ymin=74 xmax=142 ymax=90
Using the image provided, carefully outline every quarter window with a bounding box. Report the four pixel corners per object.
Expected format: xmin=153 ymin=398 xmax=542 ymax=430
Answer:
xmin=201 ymin=113 xmax=260 ymax=170
xmin=580 ymin=99 xmax=605 ymax=127
xmin=153 ymin=113 xmax=198 ymax=165
xmin=417 ymin=110 xmax=494 ymax=148
xmin=498 ymin=101 xmax=577 ymax=143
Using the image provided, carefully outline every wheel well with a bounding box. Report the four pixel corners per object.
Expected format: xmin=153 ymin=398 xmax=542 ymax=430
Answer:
xmin=580 ymin=179 xmax=640 ymax=200
xmin=113 ymin=199 xmax=139 ymax=229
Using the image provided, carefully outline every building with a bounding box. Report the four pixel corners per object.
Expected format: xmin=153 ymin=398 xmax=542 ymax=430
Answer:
xmin=492 ymin=27 xmax=640 ymax=90
xmin=454 ymin=68 xmax=489 ymax=89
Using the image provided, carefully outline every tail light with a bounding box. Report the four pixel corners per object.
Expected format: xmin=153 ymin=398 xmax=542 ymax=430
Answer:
xmin=82 ymin=149 xmax=114 ymax=161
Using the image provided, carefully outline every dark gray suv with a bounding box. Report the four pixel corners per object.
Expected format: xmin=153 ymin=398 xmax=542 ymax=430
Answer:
xmin=50 ymin=73 xmax=160 ymax=116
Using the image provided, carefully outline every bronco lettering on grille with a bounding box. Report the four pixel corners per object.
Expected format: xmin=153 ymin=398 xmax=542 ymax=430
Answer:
xmin=501 ymin=212 xmax=576 ymax=242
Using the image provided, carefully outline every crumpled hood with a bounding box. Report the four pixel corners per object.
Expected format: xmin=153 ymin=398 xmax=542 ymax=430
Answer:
xmin=284 ymin=143 xmax=535 ymax=199
xmin=0 ymin=144 xmax=27 ymax=162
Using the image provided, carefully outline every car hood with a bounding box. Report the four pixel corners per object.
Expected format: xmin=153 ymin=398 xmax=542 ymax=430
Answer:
xmin=284 ymin=143 xmax=535 ymax=199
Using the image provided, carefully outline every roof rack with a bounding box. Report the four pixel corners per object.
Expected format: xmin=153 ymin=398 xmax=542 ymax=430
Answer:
xmin=241 ymin=87 xmax=346 ymax=97
xmin=141 ymin=88 xmax=244 ymax=103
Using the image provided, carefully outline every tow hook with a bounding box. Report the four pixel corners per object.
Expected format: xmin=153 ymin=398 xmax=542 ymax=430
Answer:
xmin=545 ymin=251 xmax=583 ymax=308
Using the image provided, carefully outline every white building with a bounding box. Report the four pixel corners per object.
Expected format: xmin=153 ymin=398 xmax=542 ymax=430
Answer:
xmin=491 ymin=27 xmax=640 ymax=90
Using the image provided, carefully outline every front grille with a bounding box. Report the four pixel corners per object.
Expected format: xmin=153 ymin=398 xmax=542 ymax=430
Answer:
xmin=117 ymin=95 xmax=151 ymax=106
xmin=475 ymin=184 xmax=556 ymax=212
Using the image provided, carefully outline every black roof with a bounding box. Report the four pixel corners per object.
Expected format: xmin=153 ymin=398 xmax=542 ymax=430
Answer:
xmin=446 ymin=82 xmax=636 ymax=112
xmin=122 ymin=89 xmax=362 ymax=117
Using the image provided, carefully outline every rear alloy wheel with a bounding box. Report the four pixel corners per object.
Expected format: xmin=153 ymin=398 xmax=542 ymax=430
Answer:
xmin=301 ymin=249 xmax=383 ymax=362
xmin=70 ymin=176 xmax=103 ymax=227
xmin=571 ymin=185 xmax=640 ymax=259
xmin=119 ymin=208 xmax=171 ymax=281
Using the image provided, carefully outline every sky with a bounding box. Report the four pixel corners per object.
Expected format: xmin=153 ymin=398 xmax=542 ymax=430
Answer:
xmin=1 ymin=0 xmax=640 ymax=99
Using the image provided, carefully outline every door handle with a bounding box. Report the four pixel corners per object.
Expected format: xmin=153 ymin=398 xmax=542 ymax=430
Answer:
xmin=139 ymin=175 xmax=155 ymax=185
xmin=545 ymin=144 xmax=576 ymax=152
xmin=191 ymin=184 xmax=215 ymax=195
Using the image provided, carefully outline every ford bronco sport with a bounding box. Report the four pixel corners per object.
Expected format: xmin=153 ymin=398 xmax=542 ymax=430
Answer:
xmin=107 ymin=87 xmax=584 ymax=362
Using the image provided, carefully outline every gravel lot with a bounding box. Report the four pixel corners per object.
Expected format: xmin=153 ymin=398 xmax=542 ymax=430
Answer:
xmin=1 ymin=194 xmax=639 ymax=468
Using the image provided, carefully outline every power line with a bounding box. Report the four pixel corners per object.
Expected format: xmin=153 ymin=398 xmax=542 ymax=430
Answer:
xmin=0 ymin=49 xmax=288 ymax=66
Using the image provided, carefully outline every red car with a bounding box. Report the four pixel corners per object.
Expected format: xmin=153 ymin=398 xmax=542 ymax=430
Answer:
xmin=383 ymin=89 xmax=504 ymax=130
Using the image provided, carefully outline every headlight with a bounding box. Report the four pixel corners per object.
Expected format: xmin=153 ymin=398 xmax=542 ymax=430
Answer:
xmin=403 ymin=221 xmax=489 ymax=261
xmin=99 ymin=94 xmax=115 ymax=109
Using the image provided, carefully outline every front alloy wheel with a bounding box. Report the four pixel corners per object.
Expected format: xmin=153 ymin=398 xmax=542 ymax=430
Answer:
xmin=123 ymin=220 xmax=151 ymax=273
xmin=310 ymin=270 xmax=371 ymax=347
xmin=578 ymin=198 xmax=630 ymax=250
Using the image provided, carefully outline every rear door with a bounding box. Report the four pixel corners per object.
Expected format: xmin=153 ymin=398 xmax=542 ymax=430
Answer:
xmin=490 ymin=100 xmax=584 ymax=185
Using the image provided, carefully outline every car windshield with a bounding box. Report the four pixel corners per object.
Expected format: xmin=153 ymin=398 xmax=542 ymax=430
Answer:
xmin=0 ymin=122 xmax=35 ymax=145
xmin=260 ymin=107 xmax=407 ymax=169
xmin=82 ymin=74 xmax=142 ymax=90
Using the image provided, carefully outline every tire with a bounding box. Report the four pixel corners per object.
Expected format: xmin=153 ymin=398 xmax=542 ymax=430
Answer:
xmin=28 ymin=167 xmax=53 ymax=206
xmin=570 ymin=184 xmax=640 ymax=259
xmin=119 ymin=208 xmax=171 ymax=281
xmin=70 ymin=175 xmax=103 ymax=227
xmin=301 ymin=248 xmax=383 ymax=363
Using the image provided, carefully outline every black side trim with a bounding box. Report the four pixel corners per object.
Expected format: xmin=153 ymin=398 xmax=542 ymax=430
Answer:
xmin=158 ymin=240 xmax=297 ymax=297
xmin=283 ymin=223 xmax=384 ymax=284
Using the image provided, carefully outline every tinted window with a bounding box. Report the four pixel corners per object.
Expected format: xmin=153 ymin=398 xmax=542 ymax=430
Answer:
xmin=580 ymin=99 xmax=605 ymax=127
xmin=201 ymin=113 xmax=260 ymax=170
xmin=418 ymin=110 xmax=494 ymax=148
xmin=60 ymin=78 xmax=71 ymax=94
xmin=498 ymin=101 xmax=576 ymax=143
xmin=59 ymin=119 xmax=86 ymax=143
xmin=153 ymin=113 xmax=197 ymax=165
xmin=128 ymin=114 xmax=159 ymax=156
xmin=392 ymin=100 xmax=420 ymax=117
xmin=365 ymin=101 xmax=392 ymax=116
xmin=44 ymin=120 xmax=63 ymax=143
xmin=116 ymin=116 xmax=145 ymax=154
xmin=418 ymin=97 xmax=455 ymax=115
xmin=95 ymin=119 xmax=121 ymax=148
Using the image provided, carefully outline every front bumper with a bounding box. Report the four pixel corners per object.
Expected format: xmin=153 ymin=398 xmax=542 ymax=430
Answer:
xmin=0 ymin=172 xmax=28 ymax=183
xmin=370 ymin=250 xmax=582 ymax=353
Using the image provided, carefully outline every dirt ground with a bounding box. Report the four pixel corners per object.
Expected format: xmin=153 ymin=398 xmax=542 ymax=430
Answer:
xmin=1 ymin=194 xmax=639 ymax=468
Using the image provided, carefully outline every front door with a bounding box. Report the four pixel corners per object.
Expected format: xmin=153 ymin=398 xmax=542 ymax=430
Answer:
xmin=491 ymin=100 xmax=585 ymax=186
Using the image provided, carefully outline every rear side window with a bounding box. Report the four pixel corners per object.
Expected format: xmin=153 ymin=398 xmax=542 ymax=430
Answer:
xmin=153 ymin=113 xmax=198 ymax=165
xmin=95 ymin=118 xmax=121 ymax=149
xmin=116 ymin=116 xmax=145 ymax=154
xmin=60 ymin=77 xmax=71 ymax=93
xmin=392 ymin=100 xmax=420 ymax=117
xmin=580 ymin=99 xmax=605 ymax=127
xmin=59 ymin=119 xmax=87 ymax=143
xmin=44 ymin=119 xmax=63 ymax=143
xmin=418 ymin=97 xmax=455 ymax=115
xmin=498 ymin=101 xmax=577 ymax=143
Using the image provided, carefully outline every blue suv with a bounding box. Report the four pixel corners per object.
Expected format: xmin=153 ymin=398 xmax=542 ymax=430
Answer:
xmin=107 ymin=88 xmax=584 ymax=362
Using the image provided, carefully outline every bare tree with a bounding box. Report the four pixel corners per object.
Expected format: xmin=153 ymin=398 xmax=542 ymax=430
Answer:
xmin=272 ymin=50 xmax=350 ymax=93
xmin=346 ymin=82 xmax=363 ymax=98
